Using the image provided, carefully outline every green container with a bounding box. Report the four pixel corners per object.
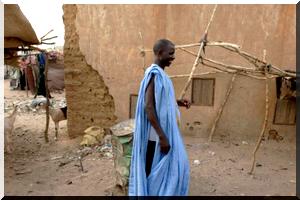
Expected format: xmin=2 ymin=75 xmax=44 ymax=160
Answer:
xmin=111 ymin=119 xmax=135 ymax=192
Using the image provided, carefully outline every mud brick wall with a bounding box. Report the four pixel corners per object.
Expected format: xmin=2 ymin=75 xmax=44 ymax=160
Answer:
xmin=63 ymin=5 xmax=295 ymax=141
xmin=63 ymin=5 xmax=116 ymax=137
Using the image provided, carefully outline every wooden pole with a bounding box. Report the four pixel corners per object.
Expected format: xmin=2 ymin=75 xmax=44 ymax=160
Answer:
xmin=179 ymin=5 xmax=218 ymax=100
xmin=176 ymin=49 xmax=276 ymax=80
xmin=201 ymin=62 xmax=235 ymax=73
xmin=220 ymin=46 xmax=260 ymax=68
xmin=28 ymin=52 xmax=35 ymax=95
xmin=203 ymin=57 xmax=256 ymax=72
xmin=220 ymin=45 xmax=296 ymax=77
xmin=41 ymin=29 xmax=54 ymax=40
xmin=178 ymin=46 xmax=294 ymax=78
xmin=221 ymin=45 xmax=296 ymax=77
xmin=183 ymin=42 xmax=262 ymax=70
xmin=44 ymin=52 xmax=50 ymax=143
xmin=23 ymin=49 xmax=29 ymax=97
xmin=31 ymin=64 xmax=37 ymax=94
xmin=142 ymin=40 xmax=296 ymax=78
xmin=179 ymin=47 xmax=259 ymax=73
xmin=209 ymin=73 xmax=237 ymax=142
xmin=249 ymin=49 xmax=269 ymax=174
xmin=216 ymin=45 xmax=295 ymax=77
xmin=143 ymin=41 xmax=240 ymax=52
xmin=41 ymin=36 xmax=58 ymax=42
xmin=169 ymin=71 xmax=219 ymax=78
xmin=25 ymin=66 xmax=28 ymax=97
xmin=201 ymin=62 xmax=271 ymax=80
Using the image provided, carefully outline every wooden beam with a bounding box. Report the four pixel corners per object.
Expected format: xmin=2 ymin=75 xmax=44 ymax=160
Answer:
xmin=249 ymin=49 xmax=269 ymax=174
xmin=209 ymin=73 xmax=237 ymax=142
xmin=179 ymin=5 xmax=218 ymax=100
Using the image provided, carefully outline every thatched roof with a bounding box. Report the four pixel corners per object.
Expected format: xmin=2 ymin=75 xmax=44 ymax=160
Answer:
xmin=4 ymin=4 xmax=39 ymax=48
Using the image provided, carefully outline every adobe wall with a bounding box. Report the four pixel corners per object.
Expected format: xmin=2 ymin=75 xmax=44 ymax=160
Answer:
xmin=64 ymin=5 xmax=295 ymax=140
xmin=63 ymin=5 xmax=116 ymax=137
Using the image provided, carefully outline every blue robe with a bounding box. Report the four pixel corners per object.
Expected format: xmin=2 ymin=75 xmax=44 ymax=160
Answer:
xmin=128 ymin=64 xmax=190 ymax=196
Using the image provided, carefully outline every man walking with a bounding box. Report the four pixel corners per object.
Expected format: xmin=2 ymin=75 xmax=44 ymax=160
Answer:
xmin=129 ymin=39 xmax=190 ymax=196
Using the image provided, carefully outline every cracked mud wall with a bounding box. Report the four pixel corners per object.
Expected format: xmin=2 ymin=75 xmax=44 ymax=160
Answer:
xmin=64 ymin=5 xmax=295 ymax=140
xmin=63 ymin=5 xmax=116 ymax=137
xmin=74 ymin=5 xmax=168 ymax=122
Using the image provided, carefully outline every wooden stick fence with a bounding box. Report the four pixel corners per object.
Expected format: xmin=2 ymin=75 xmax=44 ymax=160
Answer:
xmin=209 ymin=73 xmax=237 ymax=142
xmin=179 ymin=5 xmax=218 ymax=100
xmin=249 ymin=50 xmax=270 ymax=174
xmin=137 ymin=6 xmax=296 ymax=175
xmin=44 ymin=53 xmax=50 ymax=143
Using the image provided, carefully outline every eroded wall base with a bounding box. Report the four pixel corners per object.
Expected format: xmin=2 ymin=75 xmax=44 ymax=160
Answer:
xmin=63 ymin=5 xmax=116 ymax=137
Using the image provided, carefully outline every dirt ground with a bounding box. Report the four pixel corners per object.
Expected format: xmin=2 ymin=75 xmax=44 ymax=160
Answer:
xmin=3 ymin=79 xmax=296 ymax=196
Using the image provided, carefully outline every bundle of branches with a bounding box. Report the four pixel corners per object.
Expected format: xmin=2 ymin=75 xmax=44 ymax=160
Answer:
xmin=137 ymin=5 xmax=296 ymax=175
xmin=140 ymin=41 xmax=296 ymax=80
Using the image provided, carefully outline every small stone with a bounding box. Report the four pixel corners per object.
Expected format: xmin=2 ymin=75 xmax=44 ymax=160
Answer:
xmin=15 ymin=169 xmax=32 ymax=175
xmin=193 ymin=160 xmax=200 ymax=165
xmin=51 ymin=156 xmax=63 ymax=160
xmin=210 ymin=188 xmax=216 ymax=193
xmin=242 ymin=141 xmax=248 ymax=145
xmin=66 ymin=180 xmax=72 ymax=185
xmin=104 ymin=152 xmax=113 ymax=158
xmin=256 ymin=163 xmax=262 ymax=167
xmin=289 ymin=180 xmax=296 ymax=184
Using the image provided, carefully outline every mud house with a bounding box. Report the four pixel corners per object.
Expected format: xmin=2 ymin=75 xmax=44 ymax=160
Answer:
xmin=63 ymin=5 xmax=296 ymax=141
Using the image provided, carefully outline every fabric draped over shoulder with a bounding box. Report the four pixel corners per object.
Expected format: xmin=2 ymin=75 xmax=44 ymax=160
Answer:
xmin=128 ymin=64 xmax=190 ymax=196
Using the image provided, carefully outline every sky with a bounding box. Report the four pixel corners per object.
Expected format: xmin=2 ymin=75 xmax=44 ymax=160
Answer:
xmin=18 ymin=1 xmax=65 ymax=49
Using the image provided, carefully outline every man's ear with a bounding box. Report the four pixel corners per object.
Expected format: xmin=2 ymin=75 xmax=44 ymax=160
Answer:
xmin=157 ymin=49 xmax=163 ymax=59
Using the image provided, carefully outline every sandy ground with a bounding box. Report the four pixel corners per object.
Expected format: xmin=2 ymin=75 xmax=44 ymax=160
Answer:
xmin=3 ymin=79 xmax=296 ymax=196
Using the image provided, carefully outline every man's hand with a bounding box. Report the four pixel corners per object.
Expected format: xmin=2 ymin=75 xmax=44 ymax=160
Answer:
xmin=177 ymin=99 xmax=191 ymax=109
xmin=159 ymin=136 xmax=170 ymax=154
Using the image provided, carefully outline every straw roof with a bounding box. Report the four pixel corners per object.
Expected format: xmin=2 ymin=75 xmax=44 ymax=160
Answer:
xmin=4 ymin=4 xmax=39 ymax=48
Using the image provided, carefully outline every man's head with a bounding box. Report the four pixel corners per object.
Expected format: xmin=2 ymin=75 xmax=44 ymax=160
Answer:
xmin=153 ymin=39 xmax=175 ymax=68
